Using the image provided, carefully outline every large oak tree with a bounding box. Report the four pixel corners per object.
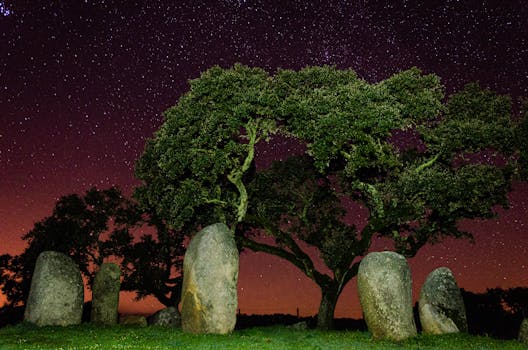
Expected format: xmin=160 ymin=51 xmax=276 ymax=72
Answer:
xmin=134 ymin=64 xmax=526 ymax=329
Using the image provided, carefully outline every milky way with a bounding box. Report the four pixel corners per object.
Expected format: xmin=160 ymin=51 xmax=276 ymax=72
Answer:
xmin=1 ymin=1 xmax=527 ymax=316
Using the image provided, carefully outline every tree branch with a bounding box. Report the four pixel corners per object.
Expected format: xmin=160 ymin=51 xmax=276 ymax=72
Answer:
xmin=239 ymin=233 xmax=327 ymax=284
xmin=202 ymin=198 xmax=228 ymax=206
xmin=352 ymin=181 xmax=384 ymax=218
xmin=238 ymin=236 xmax=306 ymax=272
xmin=415 ymin=154 xmax=439 ymax=173
xmin=357 ymin=219 xmax=381 ymax=255
xmin=337 ymin=261 xmax=360 ymax=294
xmin=228 ymin=119 xmax=259 ymax=223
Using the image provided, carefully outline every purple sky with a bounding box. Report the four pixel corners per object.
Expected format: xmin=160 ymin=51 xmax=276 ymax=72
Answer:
xmin=1 ymin=0 xmax=527 ymax=316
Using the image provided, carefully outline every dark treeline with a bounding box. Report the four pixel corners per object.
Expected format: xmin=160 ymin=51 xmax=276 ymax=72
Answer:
xmin=409 ymin=287 xmax=527 ymax=340
xmin=462 ymin=288 xmax=528 ymax=339
xmin=235 ymin=314 xmax=367 ymax=331
xmin=0 ymin=187 xmax=186 ymax=328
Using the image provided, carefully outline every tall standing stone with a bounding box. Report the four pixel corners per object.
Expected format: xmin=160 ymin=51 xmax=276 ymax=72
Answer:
xmin=181 ymin=223 xmax=239 ymax=334
xmin=419 ymin=267 xmax=467 ymax=334
xmin=91 ymin=262 xmax=121 ymax=325
xmin=357 ymin=251 xmax=417 ymax=341
xmin=24 ymin=251 xmax=84 ymax=326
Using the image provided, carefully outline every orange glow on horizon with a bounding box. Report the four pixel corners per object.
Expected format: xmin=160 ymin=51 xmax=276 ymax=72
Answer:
xmin=1 ymin=184 xmax=527 ymax=319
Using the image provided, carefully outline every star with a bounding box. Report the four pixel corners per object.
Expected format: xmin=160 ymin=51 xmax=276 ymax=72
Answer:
xmin=0 ymin=2 xmax=11 ymax=16
xmin=0 ymin=0 xmax=526 ymax=318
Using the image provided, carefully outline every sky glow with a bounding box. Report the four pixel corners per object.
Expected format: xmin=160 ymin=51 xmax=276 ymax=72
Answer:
xmin=0 ymin=1 xmax=526 ymax=317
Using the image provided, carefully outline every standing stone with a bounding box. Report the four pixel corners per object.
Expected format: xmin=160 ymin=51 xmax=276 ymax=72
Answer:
xmin=91 ymin=263 xmax=121 ymax=325
xmin=519 ymin=319 xmax=528 ymax=345
xmin=148 ymin=306 xmax=181 ymax=327
xmin=181 ymin=223 xmax=239 ymax=334
xmin=24 ymin=251 xmax=84 ymax=326
xmin=357 ymin=251 xmax=417 ymax=341
xmin=419 ymin=267 xmax=468 ymax=334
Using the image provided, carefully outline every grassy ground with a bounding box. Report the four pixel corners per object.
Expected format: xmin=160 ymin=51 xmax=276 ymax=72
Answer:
xmin=0 ymin=323 xmax=525 ymax=350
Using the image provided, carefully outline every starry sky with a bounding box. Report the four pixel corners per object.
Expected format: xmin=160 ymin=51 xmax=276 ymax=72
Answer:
xmin=1 ymin=0 xmax=527 ymax=318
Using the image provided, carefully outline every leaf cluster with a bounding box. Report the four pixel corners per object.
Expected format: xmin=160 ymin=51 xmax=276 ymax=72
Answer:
xmin=246 ymin=155 xmax=358 ymax=272
xmin=135 ymin=64 xmax=278 ymax=230
xmin=278 ymin=67 xmax=443 ymax=179
xmin=421 ymin=83 xmax=516 ymax=160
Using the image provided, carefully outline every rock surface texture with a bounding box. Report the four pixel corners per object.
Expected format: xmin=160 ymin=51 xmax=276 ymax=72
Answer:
xmin=357 ymin=251 xmax=417 ymax=341
xmin=24 ymin=251 xmax=84 ymax=326
xmin=181 ymin=223 xmax=239 ymax=334
xmin=148 ymin=306 xmax=181 ymax=327
xmin=519 ymin=318 xmax=528 ymax=345
xmin=419 ymin=267 xmax=468 ymax=334
xmin=91 ymin=262 xmax=121 ymax=325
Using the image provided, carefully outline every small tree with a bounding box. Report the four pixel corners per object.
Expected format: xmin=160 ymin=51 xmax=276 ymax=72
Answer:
xmin=108 ymin=209 xmax=186 ymax=307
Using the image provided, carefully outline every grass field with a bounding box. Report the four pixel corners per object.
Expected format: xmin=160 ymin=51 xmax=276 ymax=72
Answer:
xmin=0 ymin=323 xmax=525 ymax=350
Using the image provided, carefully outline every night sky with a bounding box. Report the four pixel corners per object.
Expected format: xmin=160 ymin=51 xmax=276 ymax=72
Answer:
xmin=1 ymin=0 xmax=527 ymax=317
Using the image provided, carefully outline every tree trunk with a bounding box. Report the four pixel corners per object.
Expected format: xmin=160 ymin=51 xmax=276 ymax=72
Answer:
xmin=317 ymin=284 xmax=340 ymax=330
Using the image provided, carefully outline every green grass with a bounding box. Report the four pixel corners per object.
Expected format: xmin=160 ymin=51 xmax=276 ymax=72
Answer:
xmin=0 ymin=323 xmax=524 ymax=350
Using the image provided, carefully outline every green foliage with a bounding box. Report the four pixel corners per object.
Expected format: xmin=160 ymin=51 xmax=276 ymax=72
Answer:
xmin=135 ymin=64 xmax=278 ymax=230
xmin=278 ymin=66 xmax=443 ymax=177
xmin=0 ymin=324 xmax=525 ymax=350
xmin=421 ymin=83 xmax=515 ymax=158
xmin=378 ymin=67 xmax=444 ymax=122
xmin=138 ymin=64 xmax=522 ymax=243
xmin=377 ymin=163 xmax=512 ymax=255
